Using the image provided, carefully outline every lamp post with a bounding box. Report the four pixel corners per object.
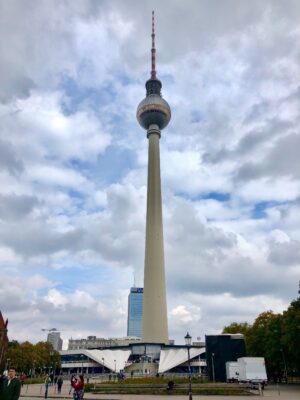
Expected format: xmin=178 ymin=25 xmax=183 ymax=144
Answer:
xmin=49 ymin=351 xmax=54 ymax=376
xmin=6 ymin=358 xmax=11 ymax=372
xmin=280 ymin=349 xmax=288 ymax=383
xmin=114 ymin=360 xmax=116 ymax=373
xmin=198 ymin=355 xmax=201 ymax=377
xmin=80 ymin=354 xmax=84 ymax=375
xmin=184 ymin=332 xmax=193 ymax=400
xmin=31 ymin=360 xmax=36 ymax=383
xmin=211 ymin=353 xmax=215 ymax=383
xmin=102 ymin=357 xmax=105 ymax=375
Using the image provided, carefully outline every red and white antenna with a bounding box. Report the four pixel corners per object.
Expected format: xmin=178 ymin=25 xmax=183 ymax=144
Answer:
xmin=151 ymin=10 xmax=156 ymax=79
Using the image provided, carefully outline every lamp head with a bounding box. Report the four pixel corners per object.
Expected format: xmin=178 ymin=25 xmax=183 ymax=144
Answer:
xmin=184 ymin=332 xmax=192 ymax=346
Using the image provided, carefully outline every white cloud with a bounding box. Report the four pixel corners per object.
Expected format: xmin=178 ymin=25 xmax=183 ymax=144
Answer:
xmin=170 ymin=305 xmax=200 ymax=324
xmin=236 ymin=177 xmax=300 ymax=202
xmin=6 ymin=91 xmax=111 ymax=162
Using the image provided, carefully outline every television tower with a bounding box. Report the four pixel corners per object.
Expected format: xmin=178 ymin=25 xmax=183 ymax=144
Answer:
xmin=136 ymin=11 xmax=171 ymax=344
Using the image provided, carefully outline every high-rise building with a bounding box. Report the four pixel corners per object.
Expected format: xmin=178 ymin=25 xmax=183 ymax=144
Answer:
xmin=47 ymin=331 xmax=63 ymax=351
xmin=127 ymin=287 xmax=143 ymax=337
xmin=136 ymin=11 xmax=171 ymax=344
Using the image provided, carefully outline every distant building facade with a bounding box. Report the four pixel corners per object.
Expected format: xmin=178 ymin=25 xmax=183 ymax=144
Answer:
xmin=47 ymin=332 xmax=63 ymax=351
xmin=205 ymin=334 xmax=246 ymax=382
xmin=68 ymin=335 xmax=141 ymax=350
xmin=0 ymin=311 xmax=8 ymax=373
xmin=60 ymin=342 xmax=206 ymax=375
xmin=127 ymin=287 xmax=143 ymax=337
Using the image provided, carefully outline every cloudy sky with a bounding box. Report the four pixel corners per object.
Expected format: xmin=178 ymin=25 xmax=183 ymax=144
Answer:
xmin=0 ymin=0 xmax=300 ymax=347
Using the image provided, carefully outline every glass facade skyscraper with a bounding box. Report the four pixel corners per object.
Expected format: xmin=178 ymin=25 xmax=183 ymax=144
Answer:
xmin=127 ymin=287 xmax=143 ymax=337
xmin=47 ymin=332 xmax=63 ymax=351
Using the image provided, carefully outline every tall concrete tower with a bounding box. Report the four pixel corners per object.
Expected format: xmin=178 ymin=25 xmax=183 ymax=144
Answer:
xmin=136 ymin=11 xmax=171 ymax=344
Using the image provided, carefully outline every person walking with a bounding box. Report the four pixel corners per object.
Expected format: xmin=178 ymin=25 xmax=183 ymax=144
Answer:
xmin=20 ymin=372 xmax=26 ymax=387
xmin=1 ymin=367 xmax=21 ymax=400
xmin=57 ymin=375 xmax=63 ymax=394
xmin=71 ymin=374 xmax=84 ymax=400
xmin=44 ymin=374 xmax=51 ymax=399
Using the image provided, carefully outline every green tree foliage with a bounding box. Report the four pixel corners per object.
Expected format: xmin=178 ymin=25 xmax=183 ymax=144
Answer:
xmin=248 ymin=311 xmax=284 ymax=377
xmin=6 ymin=341 xmax=61 ymax=374
xmin=8 ymin=340 xmax=19 ymax=348
xmin=281 ymin=298 xmax=300 ymax=372
xmin=222 ymin=322 xmax=252 ymax=353
xmin=222 ymin=296 xmax=300 ymax=379
xmin=222 ymin=322 xmax=251 ymax=336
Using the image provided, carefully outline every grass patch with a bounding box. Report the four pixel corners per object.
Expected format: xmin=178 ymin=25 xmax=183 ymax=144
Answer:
xmin=88 ymin=381 xmax=254 ymax=396
xmin=23 ymin=378 xmax=45 ymax=384
xmin=97 ymin=376 xmax=208 ymax=385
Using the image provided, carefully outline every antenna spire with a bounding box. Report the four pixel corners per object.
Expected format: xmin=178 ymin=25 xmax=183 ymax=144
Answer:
xmin=151 ymin=10 xmax=156 ymax=79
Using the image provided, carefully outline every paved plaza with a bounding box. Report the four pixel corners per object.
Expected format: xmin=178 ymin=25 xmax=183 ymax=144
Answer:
xmin=20 ymin=383 xmax=300 ymax=400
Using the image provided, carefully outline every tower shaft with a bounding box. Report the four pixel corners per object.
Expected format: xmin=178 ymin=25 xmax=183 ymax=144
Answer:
xmin=142 ymin=124 xmax=168 ymax=343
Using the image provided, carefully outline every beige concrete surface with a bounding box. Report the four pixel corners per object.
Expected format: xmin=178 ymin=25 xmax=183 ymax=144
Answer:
xmin=143 ymin=124 xmax=168 ymax=344
xmin=20 ymin=383 xmax=300 ymax=400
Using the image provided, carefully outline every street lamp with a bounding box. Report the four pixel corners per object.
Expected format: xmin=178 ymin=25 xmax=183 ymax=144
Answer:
xmin=184 ymin=332 xmax=193 ymax=400
xmin=6 ymin=358 xmax=11 ymax=372
xmin=211 ymin=353 xmax=215 ymax=383
xmin=102 ymin=357 xmax=105 ymax=375
xmin=49 ymin=351 xmax=54 ymax=375
xmin=31 ymin=360 xmax=36 ymax=383
xmin=80 ymin=354 xmax=84 ymax=375
xmin=280 ymin=349 xmax=288 ymax=383
xmin=114 ymin=359 xmax=116 ymax=373
xmin=198 ymin=355 xmax=201 ymax=377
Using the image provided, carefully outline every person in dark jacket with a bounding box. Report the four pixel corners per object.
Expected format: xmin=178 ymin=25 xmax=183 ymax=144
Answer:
xmin=1 ymin=367 xmax=21 ymax=400
xmin=0 ymin=373 xmax=6 ymax=397
xmin=57 ymin=375 xmax=63 ymax=394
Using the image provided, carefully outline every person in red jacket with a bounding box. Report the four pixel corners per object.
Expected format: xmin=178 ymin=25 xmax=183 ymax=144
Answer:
xmin=20 ymin=372 xmax=26 ymax=387
xmin=71 ymin=375 xmax=84 ymax=400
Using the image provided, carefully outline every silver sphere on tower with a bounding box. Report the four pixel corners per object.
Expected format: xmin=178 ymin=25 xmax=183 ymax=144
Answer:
xmin=136 ymin=79 xmax=171 ymax=131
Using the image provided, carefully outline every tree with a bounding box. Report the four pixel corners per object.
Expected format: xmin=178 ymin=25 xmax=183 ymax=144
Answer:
xmin=7 ymin=341 xmax=61 ymax=374
xmin=222 ymin=322 xmax=252 ymax=353
xmin=34 ymin=342 xmax=61 ymax=373
xmin=222 ymin=322 xmax=251 ymax=336
xmin=8 ymin=342 xmax=35 ymax=372
xmin=222 ymin=302 xmax=300 ymax=381
xmin=281 ymin=298 xmax=300 ymax=373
